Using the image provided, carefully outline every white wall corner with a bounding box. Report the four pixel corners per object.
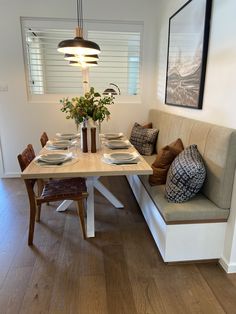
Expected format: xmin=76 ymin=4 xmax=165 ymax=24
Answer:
xmin=221 ymin=170 xmax=236 ymax=273
xmin=0 ymin=135 xmax=4 ymax=178
xmin=219 ymin=256 xmax=236 ymax=274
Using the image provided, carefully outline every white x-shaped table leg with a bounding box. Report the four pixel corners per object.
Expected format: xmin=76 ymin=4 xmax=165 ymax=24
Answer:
xmin=56 ymin=177 xmax=124 ymax=237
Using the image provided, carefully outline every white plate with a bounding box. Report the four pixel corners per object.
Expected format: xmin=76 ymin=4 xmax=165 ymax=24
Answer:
xmin=104 ymin=152 xmax=138 ymax=162
xmin=56 ymin=133 xmax=80 ymax=140
xmin=103 ymin=133 xmax=123 ymax=140
xmin=109 ymin=152 xmax=134 ymax=161
xmin=106 ymin=139 xmax=130 ymax=148
xmin=47 ymin=140 xmax=71 ymax=149
xmin=38 ymin=153 xmax=68 ymax=163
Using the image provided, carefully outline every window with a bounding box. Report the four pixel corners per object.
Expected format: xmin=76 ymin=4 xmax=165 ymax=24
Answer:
xmin=26 ymin=31 xmax=44 ymax=94
xmin=88 ymin=30 xmax=141 ymax=95
xmin=21 ymin=18 xmax=143 ymax=97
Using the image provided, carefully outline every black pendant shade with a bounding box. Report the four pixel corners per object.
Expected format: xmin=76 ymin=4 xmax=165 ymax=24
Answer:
xmin=103 ymin=88 xmax=117 ymax=95
xmin=103 ymin=83 xmax=121 ymax=95
xmin=57 ymin=0 xmax=101 ymax=56
xmin=58 ymin=37 xmax=100 ymax=55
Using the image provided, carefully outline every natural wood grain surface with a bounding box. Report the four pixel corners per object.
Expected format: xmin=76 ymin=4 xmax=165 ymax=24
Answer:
xmin=21 ymin=146 xmax=152 ymax=179
xmin=0 ymin=176 xmax=236 ymax=314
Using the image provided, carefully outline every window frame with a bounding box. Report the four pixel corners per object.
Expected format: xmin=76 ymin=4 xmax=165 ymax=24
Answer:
xmin=21 ymin=17 xmax=143 ymax=104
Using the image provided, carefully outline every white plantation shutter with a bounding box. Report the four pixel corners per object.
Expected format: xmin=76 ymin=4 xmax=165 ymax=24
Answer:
xmin=23 ymin=27 xmax=83 ymax=95
xmin=88 ymin=30 xmax=141 ymax=95
xmin=21 ymin=18 xmax=142 ymax=97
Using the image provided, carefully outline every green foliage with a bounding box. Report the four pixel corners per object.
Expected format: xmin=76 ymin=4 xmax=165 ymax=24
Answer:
xmin=59 ymin=87 xmax=114 ymax=125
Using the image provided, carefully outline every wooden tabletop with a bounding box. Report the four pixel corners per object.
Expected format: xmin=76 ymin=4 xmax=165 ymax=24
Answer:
xmin=21 ymin=145 xmax=153 ymax=179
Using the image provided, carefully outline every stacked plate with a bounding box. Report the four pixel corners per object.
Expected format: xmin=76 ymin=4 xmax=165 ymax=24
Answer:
xmin=37 ymin=153 xmax=72 ymax=165
xmin=46 ymin=140 xmax=72 ymax=150
xmin=56 ymin=133 xmax=80 ymax=140
xmin=103 ymin=133 xmax=123 ymax=140
xmin=105 ymin=139 xmax=131 ymax=149
xmin=103 ymin=152 xmax=139 ymax=164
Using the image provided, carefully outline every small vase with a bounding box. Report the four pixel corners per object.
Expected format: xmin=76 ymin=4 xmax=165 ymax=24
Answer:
xmin=91 ymin=127 xmax=97 ymax=153
xmin=87 ymin=119 xmax=100 ymax=150
xmin=82 ymin=127 xmax=88 ymax=153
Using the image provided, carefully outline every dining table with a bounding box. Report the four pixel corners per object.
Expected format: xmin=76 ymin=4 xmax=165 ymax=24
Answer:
xmin=21 ymin=138 xmax=153 ymax=238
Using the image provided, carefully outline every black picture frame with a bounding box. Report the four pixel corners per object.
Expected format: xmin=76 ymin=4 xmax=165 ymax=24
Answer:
xmin=165 ymin=0 xmax=212 ymax=109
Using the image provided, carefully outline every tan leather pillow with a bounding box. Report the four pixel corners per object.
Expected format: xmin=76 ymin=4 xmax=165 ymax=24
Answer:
xmin=142 ymin=122 xmax=153 ymax=128
xmin=149 ymin=138 xmax=184 ymax=186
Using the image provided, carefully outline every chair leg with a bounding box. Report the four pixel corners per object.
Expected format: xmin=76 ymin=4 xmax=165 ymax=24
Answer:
xmin=28 ymin=201 xmax=36 ymax=245
xmin=76 ymin=199 xmax=86 ymax=239
xmin=36 ymin=204 xmax=41 ymax=222
xmin=37 ymin=179 xmax=50 ymax=205
xmin=37 ymin=179 xmax=44 ymax=195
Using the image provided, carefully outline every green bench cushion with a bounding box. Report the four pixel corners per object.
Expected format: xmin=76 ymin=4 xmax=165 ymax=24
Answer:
xmin=138 ymin=175 xmax=230 ymax=223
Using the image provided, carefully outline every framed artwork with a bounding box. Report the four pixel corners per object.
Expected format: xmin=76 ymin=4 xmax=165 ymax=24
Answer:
xmin=165 ymin=0 xmax=212 ymax=109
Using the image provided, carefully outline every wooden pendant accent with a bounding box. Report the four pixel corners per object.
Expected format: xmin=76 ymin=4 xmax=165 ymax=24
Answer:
xmin=76 ymin=27 xmax=83 ymax=37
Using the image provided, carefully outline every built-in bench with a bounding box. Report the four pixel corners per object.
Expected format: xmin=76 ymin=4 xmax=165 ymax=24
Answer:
xmin=127 ymin=109 xmax=236 ymax=266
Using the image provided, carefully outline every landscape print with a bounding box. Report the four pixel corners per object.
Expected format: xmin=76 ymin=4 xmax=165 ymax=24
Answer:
xmin=165 ymin=0 xmax=211 ymax=109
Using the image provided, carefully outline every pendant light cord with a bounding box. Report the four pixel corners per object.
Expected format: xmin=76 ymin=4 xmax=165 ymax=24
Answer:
xmin=77 ymin=0 xmax=83 ymax=30
xmin=81 ymin=0 xmax=83 ymax=30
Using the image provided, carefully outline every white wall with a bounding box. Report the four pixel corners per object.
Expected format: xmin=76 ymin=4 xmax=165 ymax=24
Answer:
xmin=155 ymin=0 xmax=236 ymax=129
xmin=0 ymin=0 xmax=160 ymax=176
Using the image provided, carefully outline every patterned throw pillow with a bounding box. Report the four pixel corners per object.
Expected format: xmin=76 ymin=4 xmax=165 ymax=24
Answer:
xmin=130 ymin=122 xmax=158 ymax=155
xmin=165 ymin=145 xmax=206 ymax=203
xmin=149 ymin=138 xmax=184 ymax=186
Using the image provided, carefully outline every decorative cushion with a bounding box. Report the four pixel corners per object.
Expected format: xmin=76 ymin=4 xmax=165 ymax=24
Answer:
xmin=142 ymin=122 xmax=153 ymax=128
xmin=165 ymin=145 xmax=206 ymax=203
xmin=149 ymin=138 xmax=184 ymax=186
xmin=130 ymin=122 xmax=158 ymax=155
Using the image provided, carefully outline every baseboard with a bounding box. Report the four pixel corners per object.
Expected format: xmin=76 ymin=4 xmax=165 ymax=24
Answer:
xmin=219 ymin=256 xmax=236 ymax=273
xmin=166 ymin=259 xmax=219 ymax=265
xmin=2 ymin=172 xmax=20 ymax=178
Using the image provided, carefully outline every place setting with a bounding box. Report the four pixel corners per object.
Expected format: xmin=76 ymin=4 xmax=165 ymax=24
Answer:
xmin=45 ymin=131 xmax=81 ymax=152
xmin=34 ymin=152 xmax=78 ymax=167
xmin=101 ymin=132 xmax=124 ymax=143
xmin=104 ymin=139 xmax=132 ymax=150
xmin=45 ymin=139 xmax=73 ymax=151
xmin=102 ymin=132 xmax=124 ymax=140
xmin=102 ymin=151 xmax=140 ymax=165
xmin=55 ymin=132 xmax=80 ymax=141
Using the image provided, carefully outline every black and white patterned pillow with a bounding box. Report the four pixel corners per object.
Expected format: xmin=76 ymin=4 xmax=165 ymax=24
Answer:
xmin=165 ymin=145 xmax=206 ymax=203
xmin=130 ymin=123 xmax=158 ymax=155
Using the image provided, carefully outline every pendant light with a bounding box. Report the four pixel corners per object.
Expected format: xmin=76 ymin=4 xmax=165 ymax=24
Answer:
xmin=57 ymin=0 xmax=101 ymax=55
xmin=64 ymin=53 xmax=99 ymax=62
xmin=69 ymin=61 xmax=98 ymax=67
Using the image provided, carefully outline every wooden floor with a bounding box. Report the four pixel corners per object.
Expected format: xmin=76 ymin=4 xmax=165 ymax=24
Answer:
xmin=1 ymin=177 xmax=236 ymax=314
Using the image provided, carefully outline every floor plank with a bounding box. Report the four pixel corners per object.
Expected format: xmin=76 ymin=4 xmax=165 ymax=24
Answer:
xmin=78 ymin=275 xmax=108 ymax=314
xmin=103 ymin=244 xmax=138 ymax=314
xmin=198 ymin=263 xmax=236 ymax=313
xmin=0 ymin=176 xmax=236 ymax=313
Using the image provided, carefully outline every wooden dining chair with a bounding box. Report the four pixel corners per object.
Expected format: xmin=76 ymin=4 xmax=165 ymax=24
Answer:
xmin=40 ymin=132 xmax=49 ymax=147
xmin=18 ymin=144 xmax=88 ymax=245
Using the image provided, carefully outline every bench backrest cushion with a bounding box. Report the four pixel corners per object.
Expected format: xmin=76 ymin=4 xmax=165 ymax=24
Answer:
xmin=149 ymin=109 xmax=236 ymax=209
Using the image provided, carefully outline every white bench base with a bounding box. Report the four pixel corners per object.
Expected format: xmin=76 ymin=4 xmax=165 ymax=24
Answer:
xmin=127 ymin=175 xmax=227 ymax=262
